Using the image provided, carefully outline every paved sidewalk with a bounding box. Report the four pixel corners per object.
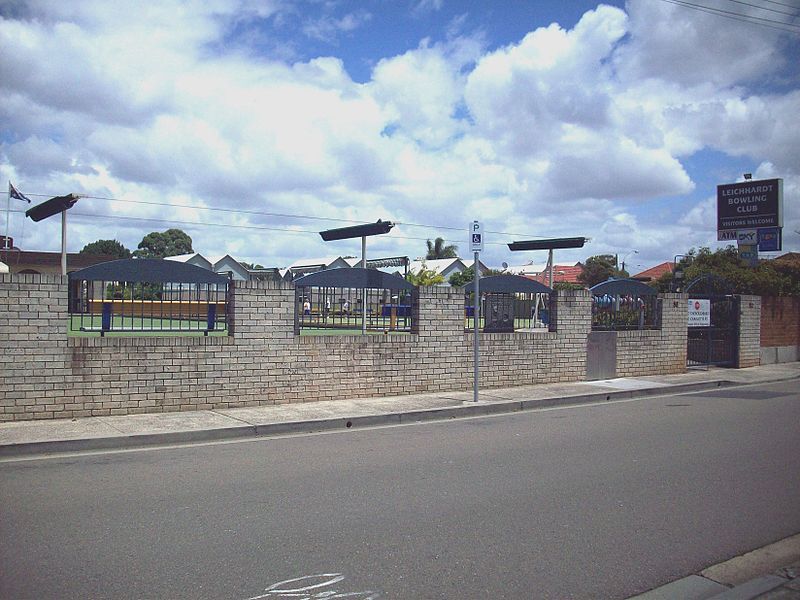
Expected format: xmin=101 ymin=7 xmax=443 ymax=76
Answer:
xmin=631 ymin=533 xmax=800 ymax=600
xmin=1 ymin=362 xmax=798 ymax=457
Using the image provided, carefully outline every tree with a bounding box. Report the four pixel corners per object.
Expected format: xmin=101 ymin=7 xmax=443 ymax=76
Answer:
xmin=577 ymin=254 xmax=624 ymax=288
xmin=448 ymin=266 xmax=504 ymax=287
xmin=426 ymin=237 xmax=458 ymax=260
xmin=133 ymin=229 xmax=193 ymax=259
xmin=406 ymin=263 xmax=445 ymax=286
xmin=663 ymin=246 xmax=800 ymax=296
xmin=80 ymin=239 xmax=131 ymax=259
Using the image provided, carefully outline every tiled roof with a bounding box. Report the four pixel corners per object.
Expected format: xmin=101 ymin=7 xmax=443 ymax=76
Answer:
xmin=632 ymin=262 xmax=674 ymax=281
xmin=524 ymin=264 xmax=584 ymax=285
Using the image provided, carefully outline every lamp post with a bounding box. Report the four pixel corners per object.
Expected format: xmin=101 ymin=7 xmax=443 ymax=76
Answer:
xmin=621 ymin=250 xmax=638 ymax=274
xmin=25 ymin=193 xmax=80 ymax=275
xmin=319 ymin=219 xmax=394 ymax=334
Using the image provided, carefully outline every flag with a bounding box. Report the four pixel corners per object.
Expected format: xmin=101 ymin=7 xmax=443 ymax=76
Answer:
xmin=9 ymin=181 xmax=31 ymax=203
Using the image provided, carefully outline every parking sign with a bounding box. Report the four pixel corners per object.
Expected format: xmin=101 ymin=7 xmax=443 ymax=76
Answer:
xmin=470 ymin=221 xmax=484 ymax=252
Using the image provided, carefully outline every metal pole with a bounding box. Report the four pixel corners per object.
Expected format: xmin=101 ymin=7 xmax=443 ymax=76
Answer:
xmin=61 ymin=209 xmax=67 ymax=276
xmin=473 ymin=251 xmax=480 ymax=402
xmin=361 ymin=235 xmax=366 ymax=334
xmin=4 ymin=183 xmax=10 ymax=253
xmin=548 ymin=249 xmax=554 ymax=289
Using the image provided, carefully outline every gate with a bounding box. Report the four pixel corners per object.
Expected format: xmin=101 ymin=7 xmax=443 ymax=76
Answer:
xmin=685 ymin=275 xmax=739 ymax=368
xmin=687 ymin=295 xmax=739 ymax=367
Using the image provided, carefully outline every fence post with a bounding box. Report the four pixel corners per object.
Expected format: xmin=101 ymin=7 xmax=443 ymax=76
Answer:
xmin=101 ymin=302 xmax=111 ymax=336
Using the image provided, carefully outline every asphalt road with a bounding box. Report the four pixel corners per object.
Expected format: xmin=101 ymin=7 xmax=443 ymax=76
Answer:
xmin=1 ymin=380 xmax=799 ymax=600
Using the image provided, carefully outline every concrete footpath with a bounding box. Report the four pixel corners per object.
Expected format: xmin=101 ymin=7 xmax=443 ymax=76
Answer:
xmin=1 ymin=362 xmax=797 ymax=459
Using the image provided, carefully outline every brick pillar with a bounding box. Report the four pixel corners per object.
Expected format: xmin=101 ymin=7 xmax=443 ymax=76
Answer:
xmin=411 ymin=286 xmax=465 ymax=336
xmin=660 ymin=293 xmax=688 ymax=370
xmin=737 ymin=294 xmax=761 ymax=368
xmin=0 ymin=274 xmax=69 ymax=421
xmin=551 ymin=289 xmax=592 ymax=380
xmin=231 ymin=280 xmax=296 ymax=341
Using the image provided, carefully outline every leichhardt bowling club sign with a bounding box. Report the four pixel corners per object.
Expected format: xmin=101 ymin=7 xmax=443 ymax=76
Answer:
xmin=717 ymin=178 xmax=783 ymax=232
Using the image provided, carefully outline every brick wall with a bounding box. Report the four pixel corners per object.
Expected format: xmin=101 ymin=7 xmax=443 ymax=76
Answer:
xmin=615 ymin=294 xmax=688 ymax=377
xmin=759 ymin=296 xmax=799 ymax=364
xmin=737 ymin=295 xmax=761 ymax=368
xmin=1 ymin=275 xmax=758 ymax=422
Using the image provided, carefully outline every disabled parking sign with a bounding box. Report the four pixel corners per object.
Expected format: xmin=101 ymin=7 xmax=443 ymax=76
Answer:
xmin=470 ymin=221 xmax=484 ymax=252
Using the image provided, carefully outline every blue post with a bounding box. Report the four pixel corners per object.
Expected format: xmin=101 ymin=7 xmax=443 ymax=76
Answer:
xmin=101 ymin=302 xmax=112 ymax=333
xmin=206 ymin=303 xmax=217 ymax=331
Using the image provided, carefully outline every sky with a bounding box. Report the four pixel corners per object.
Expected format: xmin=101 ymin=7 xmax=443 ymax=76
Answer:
xmin=1 ymin=0 xmax=799 ymax=274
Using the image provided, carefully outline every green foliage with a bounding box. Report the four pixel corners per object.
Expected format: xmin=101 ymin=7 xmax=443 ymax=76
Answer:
xmin=448 ymin=266 xmax=503 ymax=287
xmin=425 ymin=237 xmax=458 ymax=260
xmin=80 ymin=239 xmax=131 ymax=259
xmin=406 ymin=263 xmax=445 ymax=286
xmin=105 ymin=282 xmax=163 ymax=300
xmin=133 ymin=228 xmax=193 ymax=259
xmin=240 ymin=261 xmax=265 ymax=270
xmin=661 ymin=247 xmax=800 ymax=296
xmin=554 ymin=281 xmax=585 ymax=291
xmin=577 ymin=254 xmax=625 ymax=288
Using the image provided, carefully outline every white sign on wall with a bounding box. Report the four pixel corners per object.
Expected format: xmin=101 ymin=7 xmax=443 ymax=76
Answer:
xmin=688 ymin=298 xmax=711 ymax=327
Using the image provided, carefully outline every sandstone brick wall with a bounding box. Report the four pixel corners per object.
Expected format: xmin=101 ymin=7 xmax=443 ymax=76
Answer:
xmin=737 ymin=295 xmax=761 ymax=368
xmin=1 ymin=275 xmax=758 ymax=422
xmin=615 ymin=294 xmax=688 ymax=377
xmin=1 ymin=277 xmax=593 ymax=421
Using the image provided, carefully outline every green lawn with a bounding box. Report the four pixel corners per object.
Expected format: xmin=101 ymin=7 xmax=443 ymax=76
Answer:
xmin=68 ymin=315 xmax=228 ymax=337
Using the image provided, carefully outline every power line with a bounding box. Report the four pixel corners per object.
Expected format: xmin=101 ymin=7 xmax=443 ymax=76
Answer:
xmin=721 ymin=0 xmax=800 ymax=18
xmin=3 ymin=208 xmax=520 ymax=247
xmin=3 ymin=190 xmax=554 ymax=240
xmin=659 ymin=0 xmax=800 ymax=33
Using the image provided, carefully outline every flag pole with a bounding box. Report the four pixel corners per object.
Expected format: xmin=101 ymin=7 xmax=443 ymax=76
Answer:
xmin=4 ymin=182 xmax=10 ymax=252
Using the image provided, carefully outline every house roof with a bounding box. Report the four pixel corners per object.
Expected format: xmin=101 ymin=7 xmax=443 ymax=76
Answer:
xmin=632 ymin=262 xmax=674 ymax=281
xmin=774 ymin=252 xmax=800 ymax=264
xmin=288 ymin=256 xmax=349 ymax=269
xmin=0 ymin=250 xmax=117 ymax=269
xmin=408 ymin=258 xmax=464 ymax=275
xmin=164 ymin=253 xmax=200 ymax=263
xmin=524 ymin=264 xmax=584 ymax=285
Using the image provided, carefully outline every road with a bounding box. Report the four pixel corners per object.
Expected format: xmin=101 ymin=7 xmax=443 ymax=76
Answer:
xmin=1 ymin=380 xmax=799 ymax=599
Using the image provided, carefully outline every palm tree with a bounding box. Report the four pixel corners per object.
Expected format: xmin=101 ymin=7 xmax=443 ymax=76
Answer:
xmin=426 ymin=237 xmax=458 ymax=260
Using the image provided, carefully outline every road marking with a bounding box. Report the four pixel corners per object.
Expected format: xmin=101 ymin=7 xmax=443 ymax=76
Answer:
xmin=245 ymin=573 xmax=380 ymax=599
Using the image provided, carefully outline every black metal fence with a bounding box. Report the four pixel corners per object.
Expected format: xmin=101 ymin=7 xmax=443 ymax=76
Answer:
xmin=69 ymin=279 xmax=229 ymax=336
xmin=295 ymin=285 xmax=414 ymax=333
xmin=591 ymin=294 xmax=661 ymax=331
xmin=67 ymin=259 xmax=231 ymax=336
xmin=464 ymin=292 xmax=551 ymax=332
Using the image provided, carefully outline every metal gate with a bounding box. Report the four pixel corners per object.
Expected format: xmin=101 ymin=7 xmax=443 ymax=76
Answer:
xmin=687 ymin=295 xmax=739 ymax=367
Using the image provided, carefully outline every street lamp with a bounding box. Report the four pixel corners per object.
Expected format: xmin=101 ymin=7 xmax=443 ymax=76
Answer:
xmin=621 ymin=250 xmax=638 ymax=274
xmin=319 ymin=219 xmax=395 ymax=333
xmin=25 ymin=193 xmax=81 ymax=275
xmin=507 ymin=237 xmax=587 ymax=289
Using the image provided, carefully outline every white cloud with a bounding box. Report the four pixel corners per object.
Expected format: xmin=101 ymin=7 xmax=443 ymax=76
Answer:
xmin=1 ymin=0 xmax=797 ymax=269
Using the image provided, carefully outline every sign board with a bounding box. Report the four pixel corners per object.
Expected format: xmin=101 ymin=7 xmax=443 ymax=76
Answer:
xmin=717 ymin=229 xmax=737 ymax=242
xmin=688 ymin=299 xmax=711 ymax=327
xmin=738 ymin=243 xmax=758 ymax=267
xmin=470 ymin=221 xmax=484 ymax=252
xmin=758 ymin=227 xmax=782 ymax=252
xmin=717 ymin=178 xmax=783 ymax=231
xmin=736 ymin=229 xmax=757 ymax=245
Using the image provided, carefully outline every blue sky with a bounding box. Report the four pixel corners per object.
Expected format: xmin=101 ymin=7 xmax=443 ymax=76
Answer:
xmin=1 ymin=0 xmax=798 ymax=273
